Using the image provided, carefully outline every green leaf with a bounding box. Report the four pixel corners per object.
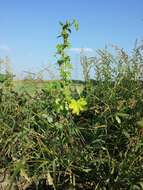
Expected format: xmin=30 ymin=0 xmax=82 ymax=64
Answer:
xmin=117 ymin=112 xmax=129 ymax=118
xmin=81 ymin=168 xmax=91 ymax=173
xmin=115 ymin=115 xmax=121 ymax=124
xmin=47 ymin=116 xmax=53 ymax=123
xmin=47 ymin=172 xmax=53 ymax=186
xmin=73 ymin=19 xmax=79 ymax=31
xmin=123 ymin=130 xmax=130 ymax=138
xmin=137 ymin=119 xmax=143 ymax=128
xmin=59 ymin=21 xmax=63 ymax=26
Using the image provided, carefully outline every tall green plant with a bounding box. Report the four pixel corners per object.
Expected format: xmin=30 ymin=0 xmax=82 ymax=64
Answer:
xmin=56 ymin=19 xmax=78 ymax=81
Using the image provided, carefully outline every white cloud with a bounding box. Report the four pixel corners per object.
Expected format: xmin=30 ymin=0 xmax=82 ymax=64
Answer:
xmin=0 ymin=45 xmax=11 ymax=52
xmin=69 ymin=48 xmax=94 ymax=53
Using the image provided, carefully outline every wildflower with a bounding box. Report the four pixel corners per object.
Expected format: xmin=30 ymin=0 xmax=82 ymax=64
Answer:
xmin=69 ymin=98 xmax=87 ymax=115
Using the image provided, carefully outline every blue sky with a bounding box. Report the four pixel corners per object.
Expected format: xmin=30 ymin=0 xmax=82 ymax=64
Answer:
xmin=0 ymin=0 xmax=143 ymax=78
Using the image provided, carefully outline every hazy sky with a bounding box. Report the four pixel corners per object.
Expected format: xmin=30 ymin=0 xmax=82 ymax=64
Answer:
xmin=0 ymin=0 xmax=143 ymax=77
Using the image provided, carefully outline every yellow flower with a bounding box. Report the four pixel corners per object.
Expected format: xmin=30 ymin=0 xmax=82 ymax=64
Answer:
xmin=69 ymin=98 xmax=87 ymax=115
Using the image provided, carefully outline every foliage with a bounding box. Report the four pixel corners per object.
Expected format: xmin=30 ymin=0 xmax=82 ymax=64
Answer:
xmin=80 ymin=51 xmax=94 ymax=81
xmin=56 ymin=19 xmax=78 ymax=81
xmin=0 ymin=21 xmax=143 ymax=190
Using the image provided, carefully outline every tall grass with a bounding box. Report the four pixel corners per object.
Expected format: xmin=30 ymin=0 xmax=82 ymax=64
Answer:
xmin=0 ymin=21 xmax=143 ymax=190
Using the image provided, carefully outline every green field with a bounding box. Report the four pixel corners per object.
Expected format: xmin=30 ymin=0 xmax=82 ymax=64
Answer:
xmin=13 ymin=80 xmax=50 ymax=92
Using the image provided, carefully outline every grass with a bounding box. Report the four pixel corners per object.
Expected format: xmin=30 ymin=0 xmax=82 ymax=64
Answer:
xmin=0 ymin=20 xmax=143 ymax=189
xmin=13 ymin=80 xmax=50 ymax=93
xmin=12 ymin=80 xmax=84 ymax=94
